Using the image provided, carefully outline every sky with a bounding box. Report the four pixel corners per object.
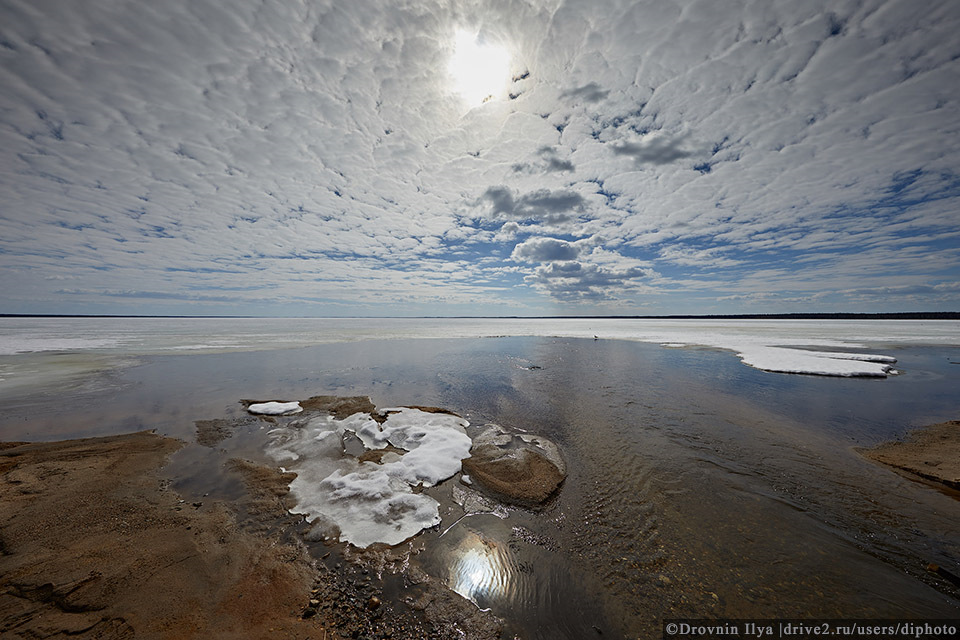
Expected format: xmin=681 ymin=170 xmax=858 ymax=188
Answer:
xmin=1 ymin=0 xmax=959 ymax=317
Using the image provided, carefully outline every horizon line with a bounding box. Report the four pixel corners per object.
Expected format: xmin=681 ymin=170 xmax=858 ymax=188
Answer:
xmin=2 ymin=312 xmax=959 ymax=320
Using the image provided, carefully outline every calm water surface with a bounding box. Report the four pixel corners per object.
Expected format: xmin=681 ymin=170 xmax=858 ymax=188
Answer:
xmin=1 ymin=336 xmax=959 ymax=638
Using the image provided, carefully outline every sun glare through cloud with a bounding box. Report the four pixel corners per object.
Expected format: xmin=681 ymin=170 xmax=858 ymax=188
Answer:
xmin=448 ymin=30 xmax=511 ymax=108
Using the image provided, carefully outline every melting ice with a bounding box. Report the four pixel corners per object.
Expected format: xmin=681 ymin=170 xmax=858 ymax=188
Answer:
xmin=266 ymin=408 xmax=472 ymax=548
xmin=247 ymin=401 xmax=303 ymax=415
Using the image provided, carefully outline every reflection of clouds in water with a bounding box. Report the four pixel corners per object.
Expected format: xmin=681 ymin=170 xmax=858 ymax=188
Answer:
xmin=449 ymin=534 xmax=512 ymax=605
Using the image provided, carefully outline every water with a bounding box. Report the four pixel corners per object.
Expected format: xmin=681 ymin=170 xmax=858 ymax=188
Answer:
xmin=3 ymin=317 xmax=959 ymax=397
xmin=1 ymin=319 xmax=959 ymax=637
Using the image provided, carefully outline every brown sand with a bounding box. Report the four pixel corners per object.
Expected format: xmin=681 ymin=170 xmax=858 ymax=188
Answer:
xmin=1 ymin=409 xmax=505 ymax=639
xmin=194 ymin=416 xmax=260 ymax=448
xmin=861 ymin=420 xmax=960 ymax=491
xmin=0 ymin=431 xmax=328 ymax=639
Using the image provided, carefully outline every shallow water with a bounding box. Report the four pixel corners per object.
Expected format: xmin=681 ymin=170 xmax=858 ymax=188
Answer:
xmin=1 ymin=334 xmax=959 ymax=638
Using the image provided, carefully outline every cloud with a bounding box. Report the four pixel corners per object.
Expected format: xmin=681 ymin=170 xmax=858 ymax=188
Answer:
xmin=481 ymin=186 xmax=587 ymax=225
xmin=494 ymin=221 xmax=522 ymax=241
xmin=1 ymin=0 xmax=959 ymax=315
xmin=511 ymin=236 xmax=582 ymax=262
xmin=657 ymin=245 xmax=742 ymax=268
xmin=611 ymin=135 xmax=694 ymax=166
xmin=560 ymin=82 xmax=610 ymax=104
xmin=512 ymin=146 xmax=575 ymax=173
xmin=525 ymin=260 xmax=653 ymax=301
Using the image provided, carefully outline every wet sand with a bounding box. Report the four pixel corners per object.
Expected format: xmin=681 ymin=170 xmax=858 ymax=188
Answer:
xmin=0 ymin=431 xmax=330 ymax=639
xmin=861 ymin=420 xmax=960 ymax=492
xmin=0 ymin=430 xmax=501 ymax=639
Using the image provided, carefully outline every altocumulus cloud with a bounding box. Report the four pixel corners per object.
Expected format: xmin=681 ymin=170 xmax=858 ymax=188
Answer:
xmin=511 ymin=237 xmax=583 ymax=262
xmin=0 ymin=0 xmax=959 ymax=315
xmin=482 ymin=186 xmax=587 ymax=226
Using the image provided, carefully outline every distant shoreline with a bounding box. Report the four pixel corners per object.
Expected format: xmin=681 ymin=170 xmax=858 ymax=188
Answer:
xmin=3 ymin=312 xmax=959 ymax=320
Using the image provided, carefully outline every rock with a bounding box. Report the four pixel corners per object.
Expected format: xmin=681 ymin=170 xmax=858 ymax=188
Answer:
xmin=299 ymin=395 xmax=379 ymax=419
xmin=367 ymin=595 xmax=381 ymax=610
xmin=461 ymin=425 xmax=565 ymax=505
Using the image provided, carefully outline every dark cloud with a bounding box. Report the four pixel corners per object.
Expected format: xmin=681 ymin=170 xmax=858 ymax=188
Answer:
xmin=611 ymin=136 xmax=693 ymax=166
xmin=511 ymin=237 xmax=581 ymax=262
xmin=541 ymin=146 xmax=575 ymax=172
xmin=561 ymin=82 xmax=609 ymax=103
xmin=482 ymin=186 xmax=585 ymax=225
xmin=483 ymin=186 xmax=517 ymax=216
xmin=512 ymin=146 xmax=574 ymax=174
xmin=525 ymin=261 xmax=652 ymax=300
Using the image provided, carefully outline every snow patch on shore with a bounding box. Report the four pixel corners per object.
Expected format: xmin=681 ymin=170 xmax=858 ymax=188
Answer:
xmin=265 ymin=408 xmax=472 ymax=548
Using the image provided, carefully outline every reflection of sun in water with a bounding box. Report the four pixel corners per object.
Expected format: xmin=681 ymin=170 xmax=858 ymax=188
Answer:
xmin=448 ymin=30 xmax=511 ymax=107
xmin=449 ymin=535 xmax=509 ymax=604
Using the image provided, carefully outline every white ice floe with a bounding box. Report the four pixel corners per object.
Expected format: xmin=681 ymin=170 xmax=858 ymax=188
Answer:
xmin=265 ymin=408 xmax=473 ymax=548
xmin=362 ymin=408 xmax=472 ymax=487
xmin=735 ymin=346 xmax=897 ymax=377
xmin=316 ymin=468 xmax=442 ymax=548
xmin=247 ymin=401 xmax=303 ymax=415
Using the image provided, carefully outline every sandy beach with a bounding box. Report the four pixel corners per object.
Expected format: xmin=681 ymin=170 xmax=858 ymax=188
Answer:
xmin=861 ymin=420 xmax=960 ymax=492
xmin=0 ymin=431 xmax=330 ymax=638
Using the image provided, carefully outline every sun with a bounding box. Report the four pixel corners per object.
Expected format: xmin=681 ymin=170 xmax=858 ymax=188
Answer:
xmin=448 ymin=30 xmax=511 ymax=108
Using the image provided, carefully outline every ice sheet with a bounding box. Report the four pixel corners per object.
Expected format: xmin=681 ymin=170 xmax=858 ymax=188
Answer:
xmin=265 ymin=408 xmax=473 ymax=548
xmin=4 ymin=316 xmax=954 ymax=378
xmin=736 ymin=346 xmax=896 ymax=377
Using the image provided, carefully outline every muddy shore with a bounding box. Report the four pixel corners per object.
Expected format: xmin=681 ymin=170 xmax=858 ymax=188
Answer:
xmin=0 ymin=430 xmax=502 ymax=639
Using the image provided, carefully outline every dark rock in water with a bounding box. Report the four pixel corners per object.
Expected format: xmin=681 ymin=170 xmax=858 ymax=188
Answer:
xmin=297 ymin=395 xmax=460 ymax=424
xmin=357 ymin=445 xmax=406 ymax=464
xmin=461 ymin=426 xmax=565 ymax=505
xmin=300 ymin=395 xmax=379 ymax=420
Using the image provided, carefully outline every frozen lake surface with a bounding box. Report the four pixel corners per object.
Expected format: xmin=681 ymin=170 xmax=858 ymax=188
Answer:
xmin=2 ymin=316 xmax=959 ymax=397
